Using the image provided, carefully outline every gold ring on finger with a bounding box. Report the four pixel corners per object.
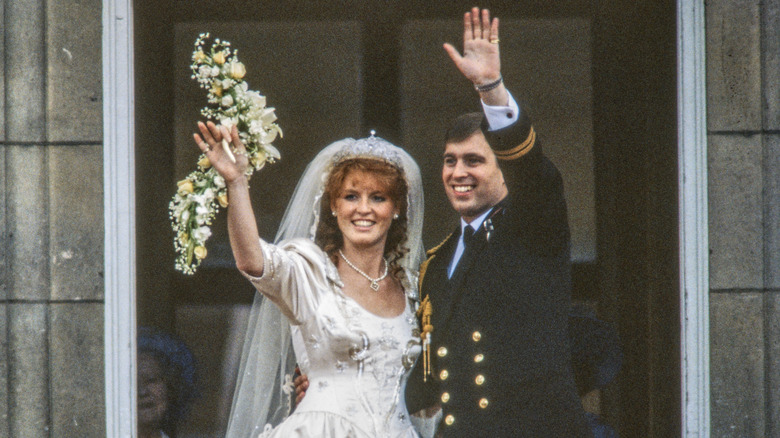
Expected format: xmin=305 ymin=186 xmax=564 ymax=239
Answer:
xmin=489 ymin=38 xmax=499 ymax=44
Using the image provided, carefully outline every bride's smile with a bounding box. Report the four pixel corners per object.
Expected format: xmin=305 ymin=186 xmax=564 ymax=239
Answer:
xmin=333 ymin=170 xmax=399 ymax=251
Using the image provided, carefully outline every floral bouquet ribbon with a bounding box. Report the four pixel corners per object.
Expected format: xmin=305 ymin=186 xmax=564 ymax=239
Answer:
xmin=170 ymin=33 xmax=282 ymax=275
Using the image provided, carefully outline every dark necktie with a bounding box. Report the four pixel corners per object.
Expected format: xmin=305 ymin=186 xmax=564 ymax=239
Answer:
xmin=463 ymin=225 xmax=476 ymax=249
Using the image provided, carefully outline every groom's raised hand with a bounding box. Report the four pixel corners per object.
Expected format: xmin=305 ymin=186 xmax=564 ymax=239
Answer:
xmin=443 ymin=7 xmax=508 ymax=107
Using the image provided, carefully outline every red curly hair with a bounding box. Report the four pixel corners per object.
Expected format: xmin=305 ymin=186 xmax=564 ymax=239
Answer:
xmin=315 ymin=158 xmax=409 ymax=280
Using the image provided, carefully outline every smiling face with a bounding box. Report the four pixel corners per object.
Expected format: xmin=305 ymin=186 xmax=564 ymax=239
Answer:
xmin=442 ymin=131 xmax=508 ymax=222
xmin=331 ymin=169 xmax=399 ymax=252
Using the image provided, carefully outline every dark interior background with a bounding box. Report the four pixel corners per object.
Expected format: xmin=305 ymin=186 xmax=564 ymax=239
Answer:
xmin=135 ymin=1 xmax=679 ymax=436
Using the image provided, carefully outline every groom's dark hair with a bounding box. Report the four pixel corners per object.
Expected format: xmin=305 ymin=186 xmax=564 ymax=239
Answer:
xmin=444 ymin=112 xmax=484 ymax=145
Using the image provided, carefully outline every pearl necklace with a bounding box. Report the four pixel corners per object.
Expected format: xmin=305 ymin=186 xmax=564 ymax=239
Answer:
xmin=338 ymin=250 xmax=388 ymax=291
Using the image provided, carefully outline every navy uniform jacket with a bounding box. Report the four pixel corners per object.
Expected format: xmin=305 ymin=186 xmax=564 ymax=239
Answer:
xmin=405 ymin=112 xmax=592 ymax=437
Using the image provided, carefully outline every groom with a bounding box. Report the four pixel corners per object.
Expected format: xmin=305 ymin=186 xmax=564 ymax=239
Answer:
xmin=403 ymin=7 xmax=592 ymax=437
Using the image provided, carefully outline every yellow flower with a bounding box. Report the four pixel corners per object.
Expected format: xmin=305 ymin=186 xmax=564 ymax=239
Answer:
xmin=213 ymin=51 xmax=226 ymax=65
xmin=194 ymin=246 xmax=208 ymax=259
xmin=250 ymin=151 xmax=267 ymax=170
xmin=217 ymin=193 xmax=229 ymax=208
xmin=193 ymin=51 xmax=207 ymax=63
xmin=212 ymin=83 xmax=223 ymax=97
xmin=229 ymin=61 xmax=246 ymax=79
xmin=197 ymin=155 xmax=211 ymax=169
xmin=178 ymin=233 xmax=189 ymax=246
xmin=177 ymin=179 xmax=194 ymax=196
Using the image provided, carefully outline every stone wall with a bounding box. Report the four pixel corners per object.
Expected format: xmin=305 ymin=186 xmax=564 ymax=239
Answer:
xmin=707 ymin=0 xmax=780 ymax=436
xmin=1 ymin=0 xmax=105 ymax=436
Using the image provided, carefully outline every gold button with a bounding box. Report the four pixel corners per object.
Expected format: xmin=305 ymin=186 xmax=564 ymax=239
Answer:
xmin=474 ymin=353 xmax=484 ymax=363
xmin=441 ymin=392 xmax=450 ymax=403
xmin=439 ymin=369 xmax=449 ymax=380
xmin=445 ymin=414 xmax=455 ymax=425
xmin=475 ymin=374 xmax=485 ymax=385
xmin=479 ymin=398 xmax=489 ymax=408
xmin=437 ymin=346 xmax=448 ymax=357
xmin=472 ymin=331 xmax=482 ymax=342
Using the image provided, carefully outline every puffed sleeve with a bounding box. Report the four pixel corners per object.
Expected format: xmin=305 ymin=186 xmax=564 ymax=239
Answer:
xmin=240 ymin=238 xmax=336 ymax=325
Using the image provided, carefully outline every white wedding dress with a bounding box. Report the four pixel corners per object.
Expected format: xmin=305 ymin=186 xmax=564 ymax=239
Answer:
xmin=242 ymin=238 xmax=421 ymax=438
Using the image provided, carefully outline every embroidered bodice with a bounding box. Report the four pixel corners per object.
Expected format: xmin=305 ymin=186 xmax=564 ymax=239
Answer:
xmin=243 ymin=238 xmax=421 ymax=438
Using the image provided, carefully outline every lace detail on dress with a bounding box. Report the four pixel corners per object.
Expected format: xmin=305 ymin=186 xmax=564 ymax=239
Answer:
xmin=281 ymin=373 xmax=294 ymax=416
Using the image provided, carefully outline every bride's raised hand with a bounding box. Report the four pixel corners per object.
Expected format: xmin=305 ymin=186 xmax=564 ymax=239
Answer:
xmin=193 ymin=121 xmax=249 ymax=184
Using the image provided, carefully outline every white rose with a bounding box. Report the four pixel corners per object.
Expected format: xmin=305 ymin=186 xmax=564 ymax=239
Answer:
xmin=264 ymin=143 xmax=281 ymax=161
xmin=213 ymin=175 xmax=226 ymax=189
xmin=253 ymin=94 xmax=266 ymax=107
xmin=248 ymin=120 xmax=263 ymax=135
xmin=228 ymin=61 xmax=246 ymax=79
xmin=260 ymin=108 xmax=277 ymax=124
xmin=260 ymin=127 xmax=280 ymax=144
xmin=193 ymin=226 xmax=212 ymax=242
xmin=221 ymin=95 xmax=234 ymax=107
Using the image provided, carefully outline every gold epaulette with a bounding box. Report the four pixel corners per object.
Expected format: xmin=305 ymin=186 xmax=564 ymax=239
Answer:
xmin=494 ymin=126 xmax=536 ymax=161
xmin=418 ymin=232 xmax=454 ymax=291
xmin=426 ymin=232 xmax=454 ymax=257
xmin=418 ymin=256 xmax=433 ymax=293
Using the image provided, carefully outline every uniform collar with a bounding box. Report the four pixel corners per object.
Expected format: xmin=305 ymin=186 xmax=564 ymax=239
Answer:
xmin=460 ymin=208 xmax=494 ymax=234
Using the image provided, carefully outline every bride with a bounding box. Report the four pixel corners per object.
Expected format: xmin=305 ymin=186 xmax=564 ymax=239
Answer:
xmin=193 ymin=122 xmax=425 ymax=437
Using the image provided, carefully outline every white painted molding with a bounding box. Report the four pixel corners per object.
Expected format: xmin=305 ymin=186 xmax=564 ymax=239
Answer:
xmin=103 ymin=0 xmax=136 ymax=436
xmin=678 ymin=0 xmax=710 ymax=436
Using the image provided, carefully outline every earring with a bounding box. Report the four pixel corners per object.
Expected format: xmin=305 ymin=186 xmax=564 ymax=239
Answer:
xmin=332 ymin=211 xmax=336 ymax=217
xmin=393 ymin=213 xmax=399 ymax=220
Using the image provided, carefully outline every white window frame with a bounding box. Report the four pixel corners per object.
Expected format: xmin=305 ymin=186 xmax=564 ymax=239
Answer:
xmin=103 ymin=0 xmax=136 ymax=436
xmin=102 ymin=0 xmax=710 ymax=435
xmin=677 ymin=0 xmax=710 ymax=436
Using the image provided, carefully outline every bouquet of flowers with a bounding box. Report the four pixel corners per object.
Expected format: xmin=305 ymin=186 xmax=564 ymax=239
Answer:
xmin=170 ymin=33 xmax=282 ymax=275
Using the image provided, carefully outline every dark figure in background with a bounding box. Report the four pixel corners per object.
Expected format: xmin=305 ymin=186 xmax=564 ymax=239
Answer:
xmin=138 ymin=326 xmax=199 ymax=438
xmin=569 ymin=304 xmax=623 ymax=438
xmin=404 ymin=7 xmax=593 ymax=437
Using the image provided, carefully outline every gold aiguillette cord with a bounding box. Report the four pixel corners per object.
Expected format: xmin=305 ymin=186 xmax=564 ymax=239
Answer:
xmin=418 ymin=296 xmax=433 ymax=381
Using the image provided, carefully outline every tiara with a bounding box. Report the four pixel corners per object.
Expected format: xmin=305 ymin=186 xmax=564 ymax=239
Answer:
xmin=331 ymin=131 xmax=403 ymax=169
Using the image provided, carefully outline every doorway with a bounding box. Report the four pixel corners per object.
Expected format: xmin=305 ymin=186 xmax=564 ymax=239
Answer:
xmin=131 ymin=1 xmax=680 ymax=435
